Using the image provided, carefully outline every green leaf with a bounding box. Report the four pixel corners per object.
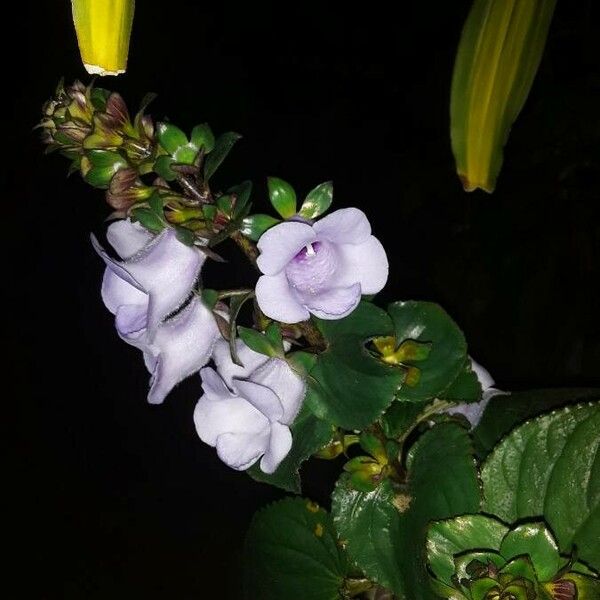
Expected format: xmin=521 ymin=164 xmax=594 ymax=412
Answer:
xmin=332 ymin=422 xmax=481 ymax=598
xmin=153 ymin=154 xmax=176 ymax=180
xmin=426 ymin=515 xmax=509 ymax=586
xmin=83 ymin=149 xmax=128 ymax=188
xmin=472 ymin=388 xmax=600 ymax=458
xmin=131 ymin=207 xmax=165 ymax=233
xmin=264 ymin=322 xmax=284 ymax=353
xmin=174 ymin=226 xmax=195 ymax=246
xmin=228 ymin=180 xmax=253 ymax=219
xmin=560 ymin=573 xmax=600 ymax=600
xmin=440 ymin=360 xmax=482 ymax=403
xmin=380 ymin=399 xmax=431 ymax=439
xmin=240 ymin=214 xmax=280 ymax=241
xmin=238 ymin=326 xmax=279 ymax=357
xmin=481 ymin=402 xmax=600 ymax=570
xmin=204 ymin=131 xmax=242 ymax=181
xmin=388 ymin=301 xmax=468 ymax=402
xmin=172 ymin=144 xmax=199 ymax=165
xmin=228 ymin=291 xmax=254 ymax=365
xmin=267 ymin=177 xmax=297 ymax=218
xmin=499 ymin=523 xmax=560 ymax=582
xmin=248 ymin=403 xmax=334 ymax=493
xmin=244 ymin=497 xmax=348 ymax=600
xmin=148 ymin=191 xmax=163 ymax=215
xmin=190 ymin=123 xmax=215 ymax=153
xmin=299 ymin=181 xmax=333 ymax=219
xmin=310 ymin=302 xmax=404 ymax=430
xmin=201 ymin=288 xmax=218 ymax=309
xmin=156 ymin=122 xmax=188 ymax=154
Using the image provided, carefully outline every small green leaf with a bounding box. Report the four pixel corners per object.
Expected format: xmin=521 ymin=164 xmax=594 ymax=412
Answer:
xmin=427 ymin=515 xmax=509 ymax=586
xmin=387 ymin=301 xmax=468 ymax=402
xmin=190 ymin=123 xmax=215 ymax=152
xmin=228 ymin=292 xmax=254 ymax=365
xmin=228 ymin=180 xmax=253 ymax=219
xmin=174 ymin=226 xmax=195 ymax=246
xmin=500 ymin=523 xmax=560 ymax=582
xmin=481 ymin=402 xmax=600 ymax=571
xmin=472 ymin=388 xmax=600 ymax=458
xmin=238 ymin=326 xmax=279 ymax=357
xmin=131 ymin=207 xmax=165 ymax=233
xmin=264 ymin=322 xmax=284 ymax=353
xmin=380 ymin=399 xmax=430 ymax=439
xmin=310 ymin=302 xmax=404 ymax=430
xmin=156 ymin=122 xmax=188 ymax=154
xmin=201 ymin=288 xmax=218 ymax=309
xmin=248 ymin=403 xmax=334 ymax=493
xmin=216 ymin=194 xmax=234 ymax=214
xmin=241 ymin=214 xmax=280 ymax=241
xmin=83 ymin=149 xmax=128 ymax=188
xmin=148 ymin=191 xmax=163 ymax=215
xmin=299 ymin=181 xmax=333 ymax=219
xmin=441 ymin=359 xmax=482 ymax=403
xmin=153 ymin=155 xmax=176 ymax=181
xmin=172 ymin=144 xmax=199 ymax=165
xmin=267 ymin=177 xmax=297 ymax=218
xmin=203 ymin=205 xmax=217 ymax=221
xmin=244 ymin=497 xmax=348 ymax=600
xmin=204 ymin=131 xmax=242 ymax=181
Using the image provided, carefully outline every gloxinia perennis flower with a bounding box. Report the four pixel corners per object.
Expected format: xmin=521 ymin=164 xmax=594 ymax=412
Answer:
xmin=194 ymin=339 xmax=305 ymax=474
xmin=255 ymin=208 xmax=388 ymax=323
xmin=92 ymin=219 xmax=220 ymax=404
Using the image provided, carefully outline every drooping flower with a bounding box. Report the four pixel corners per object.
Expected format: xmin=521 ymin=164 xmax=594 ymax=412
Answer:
xmin=92 ymin=219 xmax=220 ymax=404
xmin=255 ymin=208 xmax=388 ymax=323
xmin=445 ymin=359 xmax=504 ymax=426
xmin=194 ymin=339 xmax=305 ymax=473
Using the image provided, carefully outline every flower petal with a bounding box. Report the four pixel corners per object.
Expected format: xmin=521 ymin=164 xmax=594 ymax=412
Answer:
xmin=211 ymin=338 xmax=269 ymax=388
xmin=335 ymin=236 xmax=389 ymax=294
xmin=101 ymin=268 xmax=148 ymax=314
xmin=257 ymin=221 xmax=316 ymax=275
xmin=92 ymin=233 xmax=143 ymax=290
xmin=147 ymin=297 xmax=219 ymax=404
xmin=215 ymin=429 xmax=270 ymax=471
xmin=303 ymin=283 xmax=361 ymax=320
xmin=114 ymin=304 xmax=148 ymax=340
xmin=194 ymin=392 xmax=267 ymax=447
xmin=233 ymin=379 xmax=284 ymax=422
xmin=250 ymin=358 xmax=305 ymax=424
xmin=313 ymin=207 xmax=371 ymax=245
xmin=106 ymin=219 xmax=153 ymax=259
xmin=260 ymin=422 xmax=293 ymax=474
xmin=255 ymin=273 xmax=310 ymax=323
xmin=199 ymin=366 xmax=235 ymax=401
xmin=125 ymin=229 xmax=205 ymax=334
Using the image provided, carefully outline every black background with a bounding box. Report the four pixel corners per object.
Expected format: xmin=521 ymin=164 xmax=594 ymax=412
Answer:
xmin=15 ymin=1 xmax=599 ymax=598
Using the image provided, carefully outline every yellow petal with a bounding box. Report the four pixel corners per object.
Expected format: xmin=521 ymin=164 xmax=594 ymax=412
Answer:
xmin=71 ymin=0 xmax=135 ymax=76
xmin=450 ymin=0 xmax=556 ymax=193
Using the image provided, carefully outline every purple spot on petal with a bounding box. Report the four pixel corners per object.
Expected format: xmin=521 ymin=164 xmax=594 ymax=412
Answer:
xmin=285 ymin=240 xmax=339 ymax=295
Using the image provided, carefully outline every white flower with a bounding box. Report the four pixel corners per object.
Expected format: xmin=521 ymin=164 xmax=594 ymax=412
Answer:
xmin=255 ymin=208 xmax=388 ymax=323
xmin=194 ymin=339 xmax=305 ymax=473
xmin=445 ymin=359 xmax=505 ymax=427
xmin=92 ymin=219 xmax=220 ymax=404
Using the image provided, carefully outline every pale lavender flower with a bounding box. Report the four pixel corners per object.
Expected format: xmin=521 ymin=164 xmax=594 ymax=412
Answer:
xmin=194 ymin=339 xmax=305 ymax=473
xmin=92 ymin=219 xmax=220 ymax=404
xmin=446 ymin=359 xmax=505 ymax=427
xmin=255 ymin=208 xmax=388 ymax=323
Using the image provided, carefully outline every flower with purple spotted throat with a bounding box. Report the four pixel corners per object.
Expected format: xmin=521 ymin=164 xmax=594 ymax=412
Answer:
xmin=92 ymin=219 xmax=220 ymax=405
xmin=255 ymin=208 xmax=388 ymax=323
xmin=194 ymin=339 xmax=305 ymax=473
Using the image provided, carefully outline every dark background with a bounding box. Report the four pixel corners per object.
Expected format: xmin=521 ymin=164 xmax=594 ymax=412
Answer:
xmin=14 ymin=1 xmax=599 ymax=598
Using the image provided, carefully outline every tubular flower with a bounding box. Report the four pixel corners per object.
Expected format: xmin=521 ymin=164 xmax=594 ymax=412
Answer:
xmin=71 ymin=0 xmax=135 ymax=76
xmin=255 ymin=208 xmax=388 ymax=323
xmin=92 ymin=219 xmax=220 ymax=404
xmin=194 ymin=340 xmax=305 ymax=473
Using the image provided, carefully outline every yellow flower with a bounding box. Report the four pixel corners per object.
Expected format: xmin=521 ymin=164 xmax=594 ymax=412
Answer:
xmin=450 ymin=0 xmax=556 ymax=193
xmin=71 ymin=0 xmax=135 ymax=76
